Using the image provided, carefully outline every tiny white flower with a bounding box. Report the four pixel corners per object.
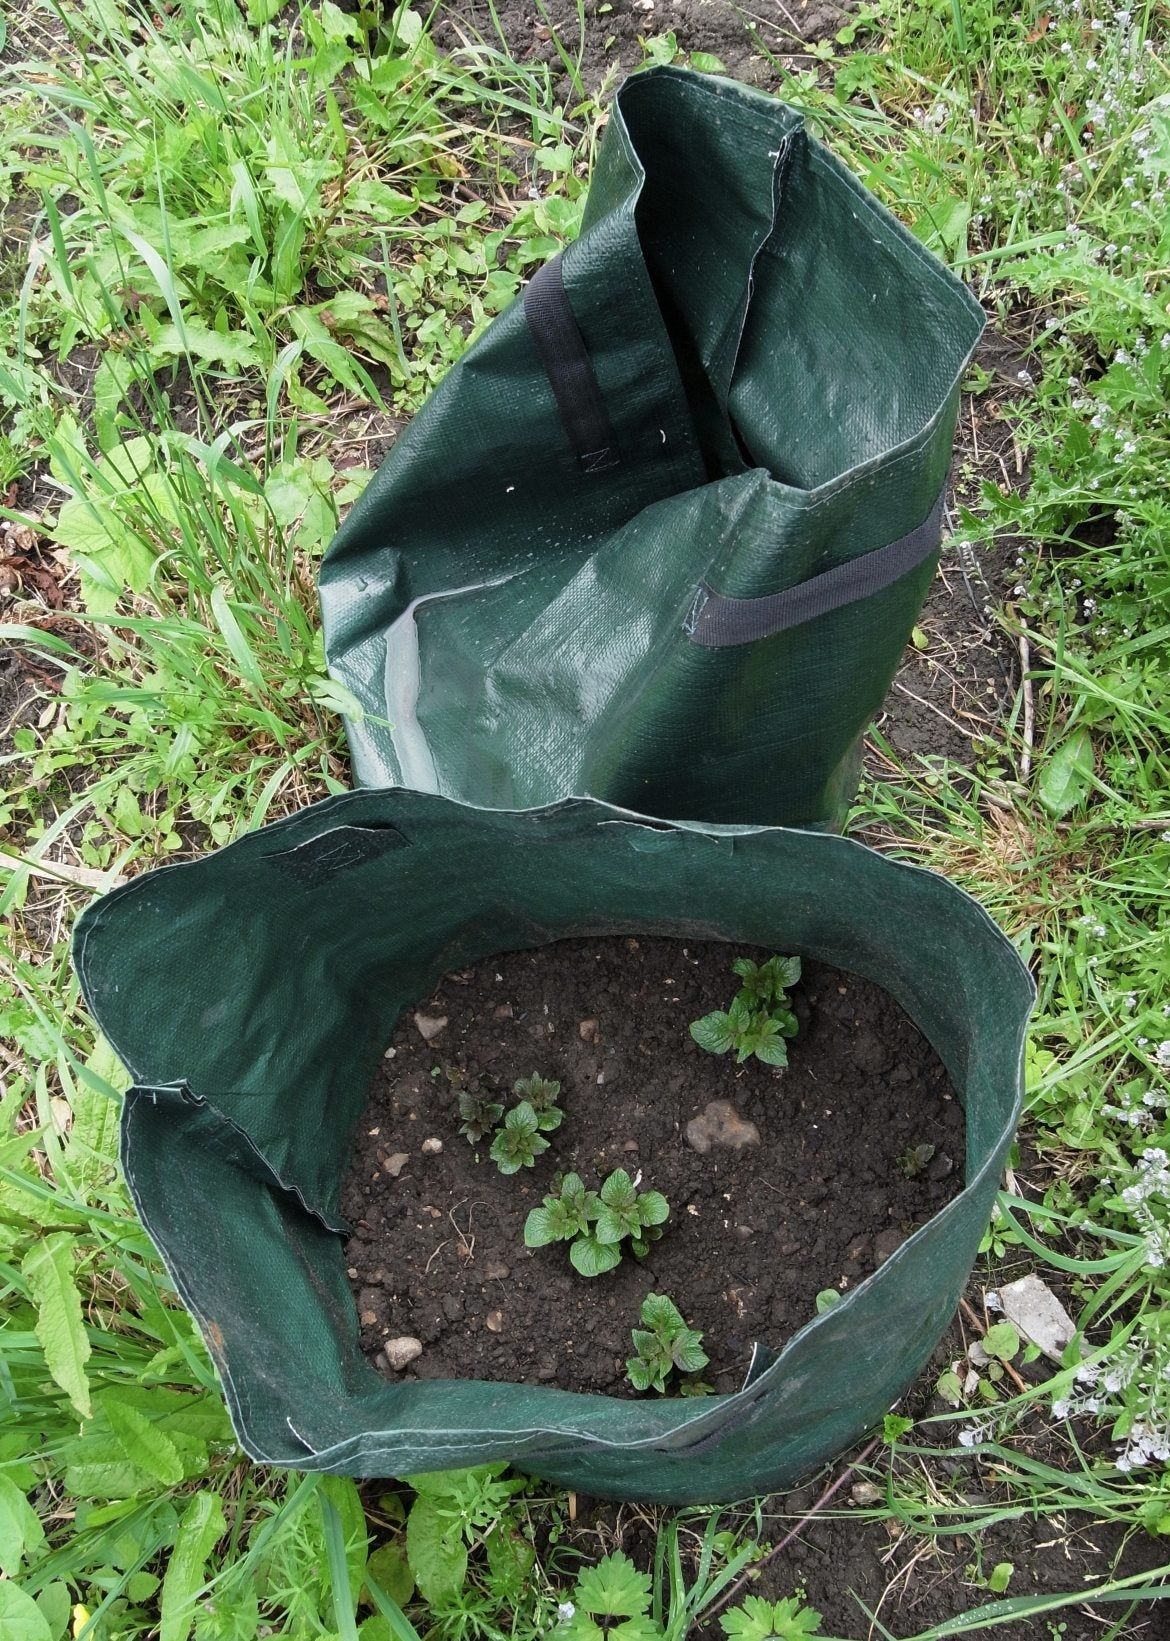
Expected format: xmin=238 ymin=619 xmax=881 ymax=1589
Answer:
xmin=557 ymin=1601 xmax=576 ymax=1622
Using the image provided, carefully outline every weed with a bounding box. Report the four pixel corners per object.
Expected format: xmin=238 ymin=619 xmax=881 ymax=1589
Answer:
xmin=720 ymin=1595 xmax=825 ymax=1639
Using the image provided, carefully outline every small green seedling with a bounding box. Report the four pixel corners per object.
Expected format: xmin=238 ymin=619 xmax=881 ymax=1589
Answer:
xmin=594 ymin=1168 xmax=670 ymax=1256
xmin=899 ymin=1141 xmax=935 ymax=1177
xmin=526 ymin=1167 xmax=671 ymax=1276
xmin=524 ymin=1173 xmax=600 ymax=1247
xmin=626 ymin=1292 xmax=709 ymax=1394
xmin=691 ymin=954 xmax=801 ymax=1067
xmin=457 ymin=1090 xmax=503 ymax=1144
xmin=512 ymin=1072 xmax=563 ymax=1132
xmin=489 ymin=1102 xmax=549 ymax=1174
xmin=731 ymin=954 xmax=801 ymax=1012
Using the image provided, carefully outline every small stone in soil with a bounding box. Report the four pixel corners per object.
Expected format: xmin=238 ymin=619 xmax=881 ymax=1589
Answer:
xmin=485 ymin=1309 xmax=504 ymax=1333
xmin=484 ymin=1261 xmax=510 ymax=1280
xmin=873 ymin=1229 xmax=906 ymax=1263
xmin=414 ymin=1012 xmax=447 ymax=1041
xmin=384 ymin=1336 xmax=423 ymax=1370
xmin=685 ymin=1099 xmax=761 ymax=1154
xmin=579 ymin=1017 xmax=599 ymax=1040
xmin=382 ymin=1151 xmax=410 ymax=1177
xmin=420 ymin=1136 xmax=443 ymax=1155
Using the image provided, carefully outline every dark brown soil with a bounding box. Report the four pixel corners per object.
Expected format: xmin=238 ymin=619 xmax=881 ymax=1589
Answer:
xmin=435 ymin=0 xmax=847 ymax=92
xmin=342 ymin=936 xmax=964 ymax=1395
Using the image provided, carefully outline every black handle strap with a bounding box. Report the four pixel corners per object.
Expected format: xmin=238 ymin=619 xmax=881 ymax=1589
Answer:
xmin=523 ymin=254 xmax=620 ymax=474
xmin=685 ymin=491 xmax=945 ymax=647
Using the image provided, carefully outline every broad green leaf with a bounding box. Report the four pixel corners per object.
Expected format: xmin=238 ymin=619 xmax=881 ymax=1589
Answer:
xmin=484 ymin=1529 xmax=534 ymax=1599
xmin=0 ymin=1583 xmax=52 ymax=1641
xmin=672 ymin=1335 xmax=709 ymax=1375
xmin=1038 ymin=727 xmax=1094 ymax=816
xmin=106 ymin=1398 xmax=185 ymax=1486
xmin=160 ymin=1491 xmax=226 ymax=1641
xmin=22 ymin=1233 xmax=92 ymax=1417
xmin=637 ymin=1191 xmax=670 ymax=1227
xmin=0 ymin=1473 xmax=45 ymax=1575
xmin=65 ymin=1035 xmax=124 ymax=1194
xmin=599 ymin=1170 xmax=634 ymax=1207
xmin=593 ymin=1207 xmax=628 ymax=1246
xmin=626 ymin=1358 xmax=653 ymax=1392
xmin=363 ymin=1542 xmax=413 ymax=1606
xmin=150 ymin=321 xmax=260 ymax=370
xmin=689 ymin=1012 xmax=733 ymax=1054
xmin=404 ymin=1497 xmax=466 ymax=1604
xmin=983 ymin=1321 xmax=1021 ymax=1361
xmin=523 ymin=1206 xmax=558 ymax=1247
xmin=53 ymin=496 xmax=155 ymax=612
xmin=641 ymin=1294 xmax=683 ymax=1334
xmin=403 ymin=1464 xmax=505 ymax=1498
xmin=573 ymin=1550 xmax=651 ymax=1619
xmin=752 ymin=1036 xmax=789 ymax=1068
xmin=720 ymin=1594 xmax=823 ymax=1638
xmin=569 ymin=1235 xmax=621 ymax=1278
xmin=35 ymin=1582 xmax=70 ymax=1641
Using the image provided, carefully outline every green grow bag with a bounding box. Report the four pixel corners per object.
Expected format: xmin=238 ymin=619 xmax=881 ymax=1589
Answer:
xmin=321 ymin=67 xmax=985 ymax=829
xmin=75 ymin=792 xmax=1031 ymax=1504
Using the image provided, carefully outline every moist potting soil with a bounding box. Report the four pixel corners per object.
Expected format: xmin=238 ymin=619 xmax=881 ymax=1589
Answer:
xmin=342 ymin=936 xmax=965 ymax=1396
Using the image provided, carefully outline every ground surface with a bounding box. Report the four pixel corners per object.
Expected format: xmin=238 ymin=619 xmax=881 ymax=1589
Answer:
xmin=439 ymin=0 xmax=846 ymax=88
xmin=3 ymin=1 xmax=1168 ymax=1638
xmin=343 ymin=937 xmax=962 ymax=1394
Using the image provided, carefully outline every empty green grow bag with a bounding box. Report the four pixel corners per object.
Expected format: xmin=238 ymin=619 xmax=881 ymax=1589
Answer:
xmin=74 ymin=792 xmax=1031 ymax=1504
xmin=321 ymin=67 xmax=985 ymax=828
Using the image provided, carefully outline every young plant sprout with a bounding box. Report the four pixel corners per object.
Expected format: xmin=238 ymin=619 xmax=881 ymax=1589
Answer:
xmin=524 ymin=1173 xmax=600 ymax=1247
xmin=625 ymin=1292 xmax=710 ymax=1394
xmin=691 ymin=953 xmax=801 ymax=1067
xmin=512 ymin=1073 xmax=564 ymax=1132
xmin=594 ymin=1168 xmax=670 ymax=1257
xmin=524 ymin=1168 xmax=671 ymax=1276
xmin=489 ymin=1101 xmax=549 ymax=1175
xmin=457 ymin=1090 xmax=503 ymax=1145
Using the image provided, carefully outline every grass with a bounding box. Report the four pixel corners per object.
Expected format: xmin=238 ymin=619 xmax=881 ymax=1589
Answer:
xmin=0 ymin=0 xmax=1168 ymax=1636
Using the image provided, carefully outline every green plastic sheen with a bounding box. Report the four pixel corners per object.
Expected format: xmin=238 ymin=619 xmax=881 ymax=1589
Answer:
xmin=74 ymin=792 xmax=1032 ymax=1504
xmin=320 ymin=67 xmax=986 ymax=828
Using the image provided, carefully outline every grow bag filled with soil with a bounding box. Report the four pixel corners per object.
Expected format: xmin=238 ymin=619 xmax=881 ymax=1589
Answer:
xmin=320 ymin=66 xmax=986 ymax=830
xmin=75 ymin=792 xmax=1032 ymax=1505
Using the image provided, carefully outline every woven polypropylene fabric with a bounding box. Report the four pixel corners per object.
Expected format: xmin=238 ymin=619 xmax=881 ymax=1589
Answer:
xmin=320 ymin=67 xmax=985 ymax=828
xmin=74 ymin=792 xmax=1032 ymax=1504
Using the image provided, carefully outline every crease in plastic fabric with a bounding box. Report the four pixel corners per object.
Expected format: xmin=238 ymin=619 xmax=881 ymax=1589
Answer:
xmin=74 ymin=790 xmax=1033 ymax=1504
xmin=320 ymin=66 xmax=986 ymax=828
